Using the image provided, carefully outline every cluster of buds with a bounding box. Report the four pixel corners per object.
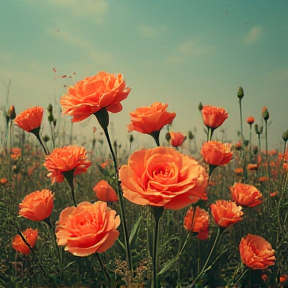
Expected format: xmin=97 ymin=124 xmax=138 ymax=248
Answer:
xmin=47 ymin=104 xmax=57 ymax=127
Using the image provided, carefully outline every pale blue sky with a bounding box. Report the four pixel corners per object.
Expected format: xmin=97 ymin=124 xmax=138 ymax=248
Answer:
xmin=0 ymin=0 xmax=287 ymax=151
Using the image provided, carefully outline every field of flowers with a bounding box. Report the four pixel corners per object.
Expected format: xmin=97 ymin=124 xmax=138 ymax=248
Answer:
xmin=1 ymin=71 xmax=288 ymax=288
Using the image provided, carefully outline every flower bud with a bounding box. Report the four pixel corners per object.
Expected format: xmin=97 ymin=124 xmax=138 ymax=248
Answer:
xmin=47 ymin=103 xmax=53 ymax=112
xmin=48 ymin=113 xmax=54 ymax=123
xmin=282 ymin=130 xmax=288 ymax=142
xmin=129 ymin=134 xmax=134 ymax=143
xmin=7 ymin=105 xmax=16 ymax=120
xmin=262 ymin=107 xmax=269 ymax=121
xmin=43 ymin=135 xmax=50 ymax=143
xmin=237 ymin=86 xmax=244 ymax=100
xmin=188 ymin=130 xmax=194 ymax=140
xmin=246 ymin=116 xmax=254 ymax=125
xmin=255 ymin=124 xmax=263 ymax=135
xmin=198 ymin=102 xmax=203 ymax=111
xmin=53 ymin=119 xmax=57 ymax=127
xmin=165 ymin=132 xmax=171 ymax=141
xmin=244 ymin=140 xmax=249 ymax=147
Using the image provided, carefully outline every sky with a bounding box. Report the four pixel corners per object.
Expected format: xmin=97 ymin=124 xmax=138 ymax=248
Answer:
xmin=0 ymin=0 xmax=288 ymax=152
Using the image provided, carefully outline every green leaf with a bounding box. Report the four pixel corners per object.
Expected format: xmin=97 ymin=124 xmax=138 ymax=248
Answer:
xmin=158 ymin=255 xmax=179 ymax=275
xmin=63 ymin=261 xmax=75 ymax=270
xmin=116 ymin=238 xmax=125 ymax=251
xmin=129 ymin=215 xmax=142 ymax=248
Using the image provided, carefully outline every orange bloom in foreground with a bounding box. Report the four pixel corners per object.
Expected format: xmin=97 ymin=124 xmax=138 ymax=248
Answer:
xmin=210 ymin=200 xmax=243 ymax=228
xmin=201 ymin=141 xmax=233 ymax=166
xmin=119 ymin=147 xmax=208 ymax=210
xmin=93 ymin=180 xmax=118 ymax=202
xmin=201 ymin=105 xmax=228 ymax=129
xmin=19 ymin=189 xmax=54 ymax=221
xmin=128 ymin=102 xmax=176 ymax=134
xmin=239 ymin=234 xmax=276 ymax=269
xmin=60 ymin=71 xmax=131 ymax=123
xmin=230 ymin=183 xmax=262 ymax=208
xmin=170 ymin=132 xmax=186 ymax=148
xmin=184 ymin=206 xmax=209 ymax=240
xmin=44 ymin=146 xmax=91 ymax=183
xmin=12 ymin=228 xmax=38 ymax=255
xmin=56 ymin=201 xmax=120 ymax=256
xmin=14 ymin=106 xmax=44 ymax=132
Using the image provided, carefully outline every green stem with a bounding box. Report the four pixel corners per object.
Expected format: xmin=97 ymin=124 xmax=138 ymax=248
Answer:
xmin=235 ymin=268 xmax=249 ymax=285
xmin=63 ymin=170 xmax=77 ymax=207
xmin=207 ymin=127 xmax=214 ymax=142
xmin=265 ymin=120 xmax=270 ymax=181
xmin=239 ymin=99 xmax=244 ymax=144
xmin=257 ymin=134 xmax=261 ymax=178
xmin=191 ymin=226 xmax=221 ymax=286
xmin=150 ymin=130 xmax=161 ymax=147
xmin=249 ymin=125 xmax=252 ymax=162
xmin=49 ymin=121 xmax=55 ymax=149
xmin=31 ymin=128 xmax=50 ymax=155
xmin=96 ymin=253 xmax=111 ymax=285
xmin=102 ymin=126 xmax=132 ymax=272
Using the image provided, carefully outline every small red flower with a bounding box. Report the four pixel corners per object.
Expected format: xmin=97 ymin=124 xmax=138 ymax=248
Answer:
xmin=14 ymin=106 xmax=44 ymax=132
xmin=201 ymin=105 xmax=228 ymax=129
xmin=93 ymin=180 xmax=118 ymax=202
xmin=170 ymin=132 xmax=186 ymax=148
xmin=12 ymin=228 xmax=38 ymax=255
xmin=210 ymin=200 xmax=243 ymax=228
xmin=246 ymin=116 xmax=255 ymax=125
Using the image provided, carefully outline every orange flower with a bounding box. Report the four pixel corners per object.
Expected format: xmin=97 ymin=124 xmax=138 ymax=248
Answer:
xmin=14 ymin=106 xmax=44 ymax=132
xmin=128 ymin=102 xmax=176 ymax=134
xmin=239 ymin=234 xmax=276 ymax=269
xmin=210 ymin=200 xmax=243 ymax=228
xmin=270 ymin=191 xmax=278 ymax=197
xmin=201 ymin=141 xmax=233 ymax=166
xmin=230 ymin=183 xmax=262 ymax=208
xmin=93 ymin=180 xmax=118 ymax=202
xmin=60 ymin=71 xmax=131 ymax=123
xmin=19 ymin=189 xmax=54 ymax=221
xmin=246 ymin=116 xmax=255 ymax=125
xmin=170 ymin=132 xmax=186 ymax=148
xmin=234 ymin=168 xmax=244 ymax=175
xmin=247 ymin=164 xmax=258 ymax=171
xmin=44 ymin=146 xmax=91 ymax=183
xmin=184 ymin=206 xmax=209 ymax=240
xmin=56 ymin=201 xmax=120 ymax=256
xmin=259 ymin=176 xmax=269 ymax=182
xmin=119 ymin=147 xmax=208 ymax=210
xmin=280 ymin=275 xmax=288 ymax=283
xmin=12 ymin=228 xmax=38 ymax=255
xmin=0 ymin=177 xmax=8 ymax=185
xmin=201 ymin=105 xmax=228 ymax=129
xmin=10 ymin=147 xmax=21 ymax=159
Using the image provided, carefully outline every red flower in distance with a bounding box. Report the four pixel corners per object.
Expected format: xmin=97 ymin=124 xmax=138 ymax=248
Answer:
xmin=201 ymin=105 xmax=228 ymax=129
xmin=93 ymin=180 xmax=118 ymax=202
xmin=128 ymin=102 xmax=176 ymax=134
xmin=12 ymin=228 xmax=38 ymax=255
xmin=210 ymin=200 xmax=243 ymax=228
xmin=14 ymin=106 xmax=44 ymax=132
xmin=44 ymin=146 xmax=91 ymax=183
xmin=119 ymin=147 xmax=208 ymax=210
xmin=60 ymin=71 xmax=131 ymax=123
xmin=56 ymin=201 xmax=120 ymax=256
xmin=184 ymin=206 xmax=209 ymax=240
xmin=239 ymin=234 xmax=276 ymax=269
xmin=170 ymin=132 xmax=186 ymax=148
xmin=247 ymin=116 xmax=255 ymax=125
xmin=230 ymin=183 xmax=262 ymax=208
xmin=201 ymin=141 xmax=233 ymax=166
xmin=19 ymin=189 xmax=54 ymax=221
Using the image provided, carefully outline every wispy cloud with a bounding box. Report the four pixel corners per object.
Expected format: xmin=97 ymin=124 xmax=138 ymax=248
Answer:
xmin=244 ymin=26 xmax=262 ymax=44
xmin=167 ymin=40 xmax=213 ymax=63
xmin=138 ymin=23 xmax=166 ymax=38
xmin=24 ymin=0 xmax=108 ymax=23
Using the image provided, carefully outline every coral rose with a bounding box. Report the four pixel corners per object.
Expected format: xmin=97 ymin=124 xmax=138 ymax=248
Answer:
xmin=239 ymin=234 xmax=276 ymax=269
xmin=201 ymin=105 xmax=228 ymax=129
xmin=60 ymin=71 xmax=131 ymax=123
xmin=184 ymin=206 xmax=209 ymax=240
xmin=119 ymin=147 xmax=208 ymax=210
xmin=128 ymin=102 xmax=176 ymax=134
xmin=247 ymin=116 xmax=255 ymax=125
xmin=56 ymin=201 xmax=120 ymax=256
xmin=170 ymin=132 xmax=186 ymax=148
xmin=44 ymin=145 xmax=91 ymax=183
xmin=12 ymin=228 xmax=38 ymax=255
xmin=210 ymin=200 xmax=243 ymax=228
xmin=19 ymin=189 xmax=54 ymax=221
xmin=201 ymin=141 xmax=233 ymax=166
xmin=14 ymin=106 xmax=44 ymax=132
xmin=93 ymin=180 xmax=118 ymax=202
xmin=230 ymin=183 xmax=262 ymax=208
